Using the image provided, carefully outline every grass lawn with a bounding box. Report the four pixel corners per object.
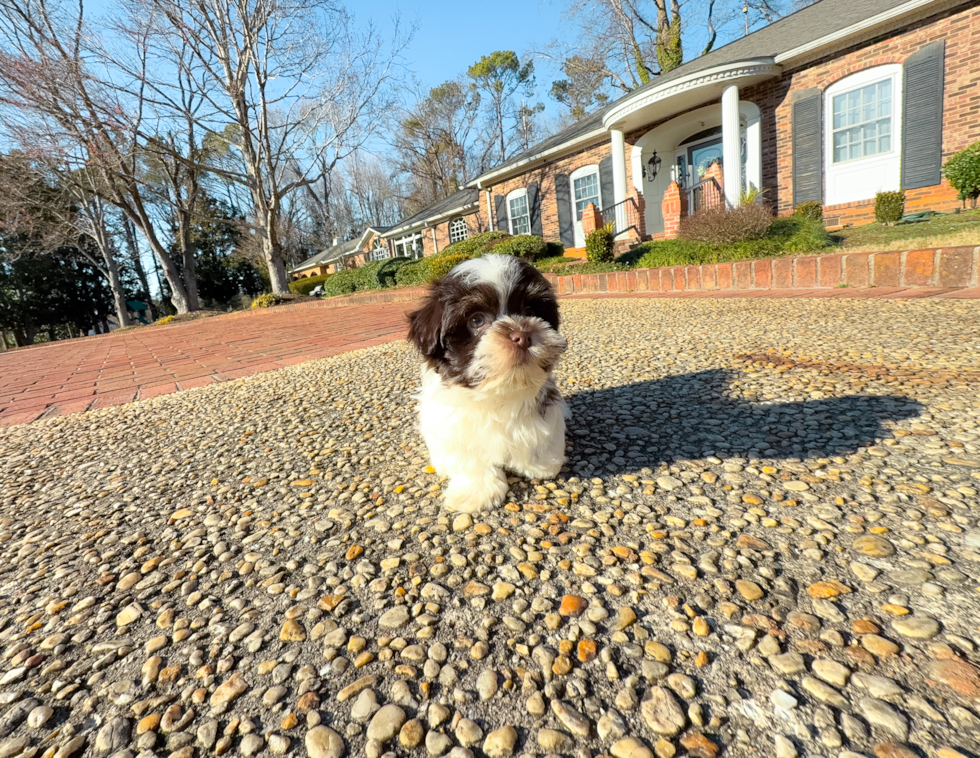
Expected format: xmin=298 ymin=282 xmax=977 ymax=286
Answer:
xmin=834 ymin=207 xmax=980 ymax=252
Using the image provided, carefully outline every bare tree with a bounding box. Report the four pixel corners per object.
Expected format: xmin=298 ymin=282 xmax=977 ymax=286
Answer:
xmin=0 ymin=153 xmax=132 ymax=327
xmin=0 ymin=0 xmax=202 ymax=313
xmin=142 ymin=0 xmax=409 ymax=294
xmin=547 ymin=0 xmax=781 ymax=97
xmin=394 ymin=79 xmax=481 ymax=211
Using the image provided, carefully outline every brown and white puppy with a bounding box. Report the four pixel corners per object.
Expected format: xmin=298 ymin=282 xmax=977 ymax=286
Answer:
xmin=407 ymin=254 xmax=568 ymax=513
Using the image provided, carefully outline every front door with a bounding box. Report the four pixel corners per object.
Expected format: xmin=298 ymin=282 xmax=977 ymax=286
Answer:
xmin=570 ymin=168 xmax=601 ymax=248
xmin=687 ymin=137 xmax=724 ymax=183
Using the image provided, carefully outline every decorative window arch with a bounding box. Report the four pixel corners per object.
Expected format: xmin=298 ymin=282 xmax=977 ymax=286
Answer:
xmin=506 ymin=188 xmax=530 ymax=236
xmin=449 ymin=217 xmax=468 ymax=244
xmin=824 ymin=65 xmax=902 ymax=205
xmin=368 ymin=238 xmax=388 ymax=261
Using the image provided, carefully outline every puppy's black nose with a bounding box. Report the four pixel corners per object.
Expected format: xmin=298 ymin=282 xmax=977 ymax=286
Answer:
xmin=509 ymin=331 xmax=532 ymax=349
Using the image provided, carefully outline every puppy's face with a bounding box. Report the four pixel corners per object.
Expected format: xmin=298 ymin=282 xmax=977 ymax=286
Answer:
xmin=408 ymin=254 xmax=567 ymax=391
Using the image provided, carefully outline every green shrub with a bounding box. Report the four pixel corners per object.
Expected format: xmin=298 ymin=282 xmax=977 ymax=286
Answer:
xmin=943 ymin=141 xmax=980 ymax=205
xmin=628 ymin=215 xmax=833 ymax=270
xmin=535 ymin=255 xmax=580 ymax=273
xmin=585 ymin=223 xmax=615 ymax=263
xmin=437 ymin=230 xmax=510 ymax=259
xmin=545 ymin=240 xmax=565 ymax=259
xmin=323 ymin=270 xmax=359 ymax=296
xmin=376 ymin=256 xmax=412 ymax=288
xmin=395 ymin=260 xmax=425 ymax=286
xmin=425 ymin=253 xmax=470 ymax=281
xmin=783 ymin=217 xmax=833 ymax=252
xmin=679 ymin=201 xmax=774 ymax=244
xmin=794 ymin=201 xmax=824 ymax=222
xmin=250 ymin=293 xmax=282 ymax=309
xmin=289 ymin=274 xmax=331 ymax=296
xmin=875 ymin=190 xmax=906 ymax=225
xmin=489 ymin=234 xmax=548 ymax=261
xmin=349 ymin=260 xmax=386 ymax=291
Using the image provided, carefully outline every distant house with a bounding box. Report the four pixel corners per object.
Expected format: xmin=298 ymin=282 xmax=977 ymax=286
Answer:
xmin=290 ymin=226 xmax=391 ymax=279
xmin=380 ymin=189 xmax=485 ymax=259
xmin=379 ymin=0 xmax=977 ymax=255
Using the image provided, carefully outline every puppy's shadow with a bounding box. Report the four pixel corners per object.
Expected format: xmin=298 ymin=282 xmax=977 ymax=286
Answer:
xmin=564 ymin=369 xmax=922 ymax=474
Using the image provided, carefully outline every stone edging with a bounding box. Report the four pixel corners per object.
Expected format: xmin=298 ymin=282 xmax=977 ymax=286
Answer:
xmin=542 ymin=246 xmax=980 ymax=295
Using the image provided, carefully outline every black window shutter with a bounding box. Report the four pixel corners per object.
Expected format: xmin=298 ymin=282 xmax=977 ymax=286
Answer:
xmin=792 ymin=89 xmax=823 ymax=206
xmin=903 ymin=41 xmax=945 ymax=190
xmin=527 ymin=182 xmax=542 ymax=236
xmin=598 ymin=158 xmax=614 ymax=213
xmin=554 ymin=174 xmax=574 ymax=248
xmin=494 ymin=195 xmax=508 ymax=232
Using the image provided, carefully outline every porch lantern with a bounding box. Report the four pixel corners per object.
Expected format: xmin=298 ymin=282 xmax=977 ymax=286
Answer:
xmin=643 ymin=152 xmax=662 ymax=183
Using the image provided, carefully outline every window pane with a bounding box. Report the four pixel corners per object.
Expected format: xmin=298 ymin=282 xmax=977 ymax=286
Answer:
xmin=509 ymin=195 xmax=530 ymax=235
xmin=831 ymin=77 xmax=894 ymax=163
xmin=573 ymin=172 xmax=600 ymax=220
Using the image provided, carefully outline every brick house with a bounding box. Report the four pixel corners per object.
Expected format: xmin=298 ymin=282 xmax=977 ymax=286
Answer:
xmin=290 ymin=226 xmax=390 ymax=279
xmin=380 ymin=188 xmax=487 ymax=258
xmin=451 ymin=0 xmax=979 ymax=249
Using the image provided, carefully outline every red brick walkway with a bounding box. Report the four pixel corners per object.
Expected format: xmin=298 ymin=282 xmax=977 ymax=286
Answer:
xmin=2 ymin=284 xmax=978 ymax=428
xmin=0 ymin=301 xmax=413 ymax=427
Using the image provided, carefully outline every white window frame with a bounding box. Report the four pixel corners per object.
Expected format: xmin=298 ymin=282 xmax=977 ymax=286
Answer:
xmin=368 ymin=239 xmax=388 ymax=261
xmin=506 ymin=188 xmax=531 ymax=236
xmin=395 ymin=233 xmax=425 ymax=260
xmin=449 ymin=216 xmax=468 ymax=244
xmin=569 ymin=164 xmax=601 ymax=248
xmin=824 ymin=65 xmax=902 ymax=206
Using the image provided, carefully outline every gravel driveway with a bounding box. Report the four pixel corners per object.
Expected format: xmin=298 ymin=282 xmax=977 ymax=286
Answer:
xmin=1 ymin=298 xmax=979 ymax=758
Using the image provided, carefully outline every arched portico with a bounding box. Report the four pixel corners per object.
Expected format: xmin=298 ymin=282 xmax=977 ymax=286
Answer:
xmin=627 ymin=102 xmax=762 ymax=236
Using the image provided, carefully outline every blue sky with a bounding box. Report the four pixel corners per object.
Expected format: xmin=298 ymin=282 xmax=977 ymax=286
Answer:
xmin=368 ymin=0 xmax=567 ymax=93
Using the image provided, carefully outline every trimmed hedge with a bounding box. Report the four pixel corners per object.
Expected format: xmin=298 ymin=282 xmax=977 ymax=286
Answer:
xmin=625 ymin=216 xmax=832 ymax=270
xmin=426 ymin=254 xmax=470 ymax=281
xmin=289 ymin=274 xmax=331 ymax=296
xmin=875 ymin=190 xmax=906 ymax=225
xmin=489 ymin=234 xmax=548 ymax=261
xmin=585 ymin=223 xmax=615 ymax=263
xmin=437 ymin=230 xmax=509 ymax=259
xmin=323 ymin=269 xmax=359 ymax=297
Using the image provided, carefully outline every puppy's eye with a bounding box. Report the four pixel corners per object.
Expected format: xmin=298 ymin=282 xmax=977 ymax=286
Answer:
xmin=522 ymin=306 xmax=534 ymax=317
xmin=469 ymin=313 xmax=488 ymax=329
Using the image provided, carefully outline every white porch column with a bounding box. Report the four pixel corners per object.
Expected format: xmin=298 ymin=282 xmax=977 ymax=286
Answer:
xmin=610 ymin=127 xmax=627 ymax=207
xmin=721 ymin=84 xmax=742 ymax=207
xmin=610 ymin=126 xmax=628 ymax=237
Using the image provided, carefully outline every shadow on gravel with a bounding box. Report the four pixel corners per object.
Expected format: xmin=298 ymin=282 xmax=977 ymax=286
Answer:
xmin=565 ymin=369 xmax=923 ymax=473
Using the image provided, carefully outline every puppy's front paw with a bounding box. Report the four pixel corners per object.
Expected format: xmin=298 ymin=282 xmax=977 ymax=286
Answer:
xmin=444 ymin=470 xmax=508 ymax=514
xmin=518 ymin=463 xmax=562 ymax=481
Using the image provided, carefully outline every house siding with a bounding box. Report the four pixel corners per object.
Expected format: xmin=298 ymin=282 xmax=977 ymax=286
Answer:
xmin=742 ymin=2 xmax=980 ymax=225
xmin=482 ymin=141 xmax=613 ymax=245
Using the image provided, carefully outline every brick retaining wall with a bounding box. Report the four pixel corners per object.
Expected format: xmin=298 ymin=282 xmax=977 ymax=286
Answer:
xmin=542 ymin=246 xmax=980 ymax=296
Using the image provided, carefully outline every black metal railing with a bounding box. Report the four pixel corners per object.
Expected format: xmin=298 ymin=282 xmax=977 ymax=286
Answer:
xmin=598 ymin=197 xmax=640 ymax=236
xmin=687 ymin=176 xmax=723 ymax=214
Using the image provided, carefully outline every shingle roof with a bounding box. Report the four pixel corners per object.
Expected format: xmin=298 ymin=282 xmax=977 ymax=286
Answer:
xmin=385 ymin=188 xmax=480 ymax=235
xmin=290 ymin=237 xmax=360 ymax=273
xmin=469 ymin=0 xmax=945 ymax=183
xmin=630 ymin=0 xmax=925 ymax=89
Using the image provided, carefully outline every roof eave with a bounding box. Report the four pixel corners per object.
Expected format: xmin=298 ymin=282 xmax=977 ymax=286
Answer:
xmin=468 ymin=127 xmax=609 ymax=188
xmin=383 ymin=202 xmax=480 ymax=238
xmin=775 ymin=0 xmax=954 ymax=67
xmin=602 ymin=59 xmax=781 ymax=131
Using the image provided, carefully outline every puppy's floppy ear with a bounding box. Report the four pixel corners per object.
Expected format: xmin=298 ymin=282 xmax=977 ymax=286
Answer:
xmin=407 ymin=294 xmax=444 ymax=357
